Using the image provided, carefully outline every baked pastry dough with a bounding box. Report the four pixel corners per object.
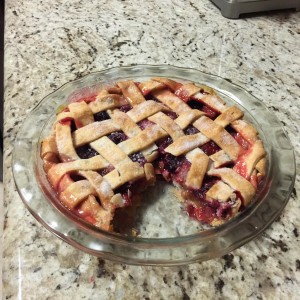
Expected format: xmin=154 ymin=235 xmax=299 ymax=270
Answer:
xmin=41 ymin=78 xmax=266 ymax=231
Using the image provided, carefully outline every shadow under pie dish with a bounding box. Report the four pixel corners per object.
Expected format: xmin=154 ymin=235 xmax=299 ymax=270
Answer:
xmin=13 ymin=65 xmax=295 ymax=265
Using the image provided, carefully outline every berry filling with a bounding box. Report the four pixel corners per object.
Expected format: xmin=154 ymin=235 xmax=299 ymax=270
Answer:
xmin=94 ymin=111 xmax=110 ymax=122
xmin=226 ymin=125 xmax=250 ymax=150
xmin=155 ymin=137 xmax=190 ymax=183
xmin=226 ymin=126 xmax=255 ymax=179
xmin=157 ymin=137 xmax=173 ymax=154
xmin=119 ymin=104 xmax=132 ymax=113
xmin=69 ymin=173 xmax=86 ymax=182
xmin=201 ymin=105 xmax=219 ymax=119
xmin=145 ymin=93 xmax=156 ymax=100
xmin=137 ymin=119 xmax=155 ymax=130
xmin=114 ymin=179 xmax=155 ymax=211
xmin=156 ymin=137 xmax=191 ymax=182
xmin=71 ymin=120 xmax=78 ymax=132
xmin=107 ymin=132 xmax=128 ymax=144
xmin=175 ymin=87 xmax=190 ymax=102
xmin=129 ymin=152 xmax=147 ymax=166
xmin=187 ymin=200 xmax=233 ymax=224
xmin=188 ymin=99 xmax=204 ymax=110
xmin=184 ymin=125 xmax=199 ymax=135
xmin=165 ymin=111 xmax=178 ymax=120
xmin=210 ymin=201 xmax=232 ymax=219
xmin=162 ymin=153 xmax=182 ymax=173
xmin=188 ymin=98 xmax=219 ymax=119
xmin=200 ymin=140 xmax=221 ymax=156
xmin=76 ymin=145 xmax=99 ymax=159
xmin=233 ymin=132 xmax=250 ymax=150
xmin=189 ymin=176 xmax=218 ymax=201
xmin=186 ymin=203 xmax=216 ymax=224
xmin=183 ymin=177 xmax=236 ymax=224
xmin=172 ymin=160 xmax=191 ymax=185
xmin=98 ymin=165 xmax=115 ymax=177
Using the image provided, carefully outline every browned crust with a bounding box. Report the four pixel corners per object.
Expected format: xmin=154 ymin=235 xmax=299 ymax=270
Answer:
xmin=138 ymin=80 xmax=165 ymax=94
xmin=214 ymin=106 xmax=243 ymax=128
xmin=152 ymin=77 xmax=181 ymax=92
xmin=185 ymin=150 xmax=209 ymax=189
xmin=207 ymin=168 xmax=256 ymax=206
xmin=117 ymin=80 xmax=146 ymax=105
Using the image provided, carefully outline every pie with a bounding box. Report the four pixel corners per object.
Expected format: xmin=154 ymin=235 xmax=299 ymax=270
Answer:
xmin=41 ymin=77 xmax=266 ymax=232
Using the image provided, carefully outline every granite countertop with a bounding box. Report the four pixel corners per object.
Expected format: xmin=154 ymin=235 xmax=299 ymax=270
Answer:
xmin=2 ymin=0 xmax=300 ymax=299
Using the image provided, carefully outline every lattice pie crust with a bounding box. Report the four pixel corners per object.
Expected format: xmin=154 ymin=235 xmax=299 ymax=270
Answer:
xmin=41 ymin=78 xmax=266 ymax=232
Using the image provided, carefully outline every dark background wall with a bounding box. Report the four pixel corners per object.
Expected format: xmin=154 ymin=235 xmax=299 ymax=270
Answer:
xmin=1 ymin=0 xmax=4 ymax=180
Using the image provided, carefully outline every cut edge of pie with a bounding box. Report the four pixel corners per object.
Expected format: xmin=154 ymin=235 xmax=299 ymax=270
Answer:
xmin=41 ymin=77 xmax=266 ymax=234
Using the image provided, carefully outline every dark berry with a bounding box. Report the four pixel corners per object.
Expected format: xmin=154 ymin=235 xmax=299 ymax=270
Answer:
xmin=200 ymin=141 xmax=221 ymax=156
xmin=137 ymin=119 xmax=155 ymax=130
xmin=70 ymin=120 xmax=77 ymax=132
xmin=192 ymin=177 xmax=218 ymax=201
xmin=188 ymin=99 xmax=219 ymax=119
xmin=187 ymin=99 xmax=203 ymax=110
xmin=207 ymin=200 xmax=221 ymax=209
xmin=107 ymin=132 xmax=128 ymax=144
xmin=115 ymin=182 xmax=132 ymax=194
xmin=76 ymin=145 xmax=99 ymax=159
xmin=191 ymin=189 xmax=205 ymax=201
xmin=163 ymin=153 xmax=181 ymax=173
xmin=173 ymin=159 xmax=191 ymax=184
xmin=94 ymin=111 xmax=110 ymax=122
xmin=99 ymin=165 xmax=114 ymax=176
xmin=225 ymin=125 xmax=235 ymax=134
xmin=184 ymin=125 xmax=199 ymax=135
xmin=121 ymin=192 xmax=132 ymax=206
xmin=216 ymin=202 xmax=231 ymax=218
xmin=129 ymin=152 xmax=147 ymax=166
xmin=158 ymin=137 xmax=173 ymax=154
xmin=165 ymin=111 xmax=178 ymax=120
xmin=70 ymin=173 xmax=85 ymax=181
xmin=145 ymin=93 xmax=154 ymax=100
xmin=119 ymin=105 xmax=132 ymax=113
xmin=113 ymin=183 xmax=132 ymax=206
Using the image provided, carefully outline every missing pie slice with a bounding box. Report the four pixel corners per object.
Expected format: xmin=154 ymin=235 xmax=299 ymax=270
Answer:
xmin=41 ymin=77 xmax=266 ymax=232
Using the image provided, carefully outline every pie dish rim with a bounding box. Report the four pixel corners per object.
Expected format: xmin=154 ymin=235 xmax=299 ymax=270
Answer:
xmin=12 ymin=64 xmax=296 ymax=265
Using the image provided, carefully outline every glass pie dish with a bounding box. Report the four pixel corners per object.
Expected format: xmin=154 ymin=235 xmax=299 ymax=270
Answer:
xmin=12 ymin=65 xmax=296 ymax=265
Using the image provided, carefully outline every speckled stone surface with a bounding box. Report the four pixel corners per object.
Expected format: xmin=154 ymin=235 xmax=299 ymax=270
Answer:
xmin=2 ymin=0 xmax=300 ymax=299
